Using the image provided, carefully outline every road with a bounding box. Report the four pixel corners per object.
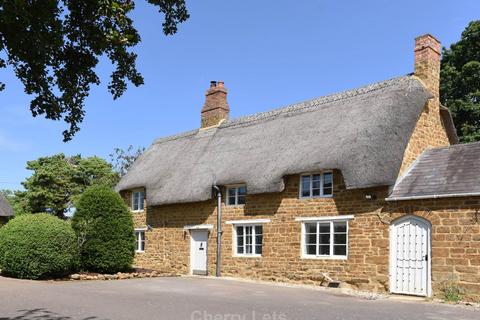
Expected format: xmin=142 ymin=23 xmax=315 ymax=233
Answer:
xmin=0 ymin=276 xmax=477 ymax=320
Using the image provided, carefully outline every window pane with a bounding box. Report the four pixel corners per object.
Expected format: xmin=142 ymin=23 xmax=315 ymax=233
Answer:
xmin=305 ymin=223 xmax=317 ymax=234
xmin=237 ymin=246 xmax=244 ymax=254
xmin=323 ymin=172 xmax=333 ymax=195
xmin=237 ymin=186 xmax=247 ymax=196
xmin=334 ymin=245 xmax=347 ymax=256
xmin=140 ymin=240 xmax=145 ymax=251
xmin=245 ymin=226 xmax=253 ymax=254
xmin=312 ymin=174 xmax=321 ymax=182
xmin=237 ymin=226 xmax=244 ymax=236
xmin=255 ymin=245 xmax=262 ymax=255
xmin=319 ymin=234 xmax=330 ymax=245
xmin=301 ymin=176 xmax=311 ymax=197
xmin=319 ymin=223 xmax=330 ymax=233
xmin=237 ymin=235 xmax=244 ymax=247
xmin=255 ymin=235 xmax=262 ymax=247
xmin=306 ymin=245 xmax=316 ymax=255
xmin=334 ymin=222 xmax=347 ymax=233
xmin=228 ymin=195 xmax=236 ymax=205
xmin=228 ymin=188 xmax=236 ymax=197
xmin=334 ymin=233 xmax=347 ymax=244
xmin=237 ymin=195 xmax=246 ymax=205
xmin=139 ymin=192 xmax=145 ymax=210
xmin=312 ymin=188 xmax=320 ymax=197
xmin=133 ymin=193 xmax=139 ymax=210
xmin=255 ymin=225 xmax=263 ymax=235
xmin=306 ymin=233 xmax=317 ymax=245
xmin=319 ymin=245 xmax=330 ymax=255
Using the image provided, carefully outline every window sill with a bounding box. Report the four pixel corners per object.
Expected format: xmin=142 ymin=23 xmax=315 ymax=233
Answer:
xmin=299 ymin=196 xmax=333 ymax=200
xmin=131 ymin=210 xmax=145 ymax=213
xmin=135 ymin=251 xmax=145 ymax=254
xmin=301 ymin=255 xmax=347 ymax=260
xmin=233 ymin=254 xmax=262 ymax=258
xmin=225 ymin=204 xmax=245 ymax=208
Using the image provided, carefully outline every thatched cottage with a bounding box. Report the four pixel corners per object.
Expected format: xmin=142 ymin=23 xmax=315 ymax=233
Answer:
xmin=117 ymin=34 xmax=480 ymax=300
xmin=0 ymin=194 xmax=13 ymax=226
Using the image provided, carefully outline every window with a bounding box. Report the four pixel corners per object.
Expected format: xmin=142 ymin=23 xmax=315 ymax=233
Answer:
xmin=134 ymin=230 xmax=145 ymax=253
xmin=226 ymin=185 xmax=246 ymax=206
xmin=302 ymin=220 xmax=348 ymax=258
xmin=235 ymin=225 xmax=263 ymax=256
xmin=300 ymin=172 xmax=333 ymax=198
xmin=132 ymin=190 xmax=145 ymax=211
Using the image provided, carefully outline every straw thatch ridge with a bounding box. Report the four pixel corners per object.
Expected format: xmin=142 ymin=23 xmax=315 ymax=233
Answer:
xmin=117 ymin=75 xmax=431 ymax=206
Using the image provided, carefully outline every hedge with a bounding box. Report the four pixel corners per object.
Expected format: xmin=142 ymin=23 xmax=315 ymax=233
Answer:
xmin=72 ymin=185 xmax=135 ymax=273
xmin=0 ymin=213 xmax=78 ymax=279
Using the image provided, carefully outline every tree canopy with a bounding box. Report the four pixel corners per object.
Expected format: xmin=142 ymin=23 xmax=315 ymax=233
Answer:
xmin=13 ymin=153 xmax=119 ymax=218
xmin=0 ymin=1 xmax=189 ymax=141
xmin=440 ymin=20 xmax=480 ymax=142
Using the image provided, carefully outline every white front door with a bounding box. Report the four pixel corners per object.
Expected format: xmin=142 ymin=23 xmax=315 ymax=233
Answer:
xmin=390 ymin=216 xmax=431 ymax=296
xmin=190 ymin=230 xmax=208 ymax=275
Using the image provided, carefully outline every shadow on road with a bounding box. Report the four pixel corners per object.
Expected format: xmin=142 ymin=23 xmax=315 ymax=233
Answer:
xmin=0 ymin=308 xmax=102 ymax=320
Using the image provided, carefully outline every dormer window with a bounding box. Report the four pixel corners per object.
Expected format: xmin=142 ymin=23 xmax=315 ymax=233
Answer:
xmin=132 ymin=189 xmax=145 ymax=212
xmin=226 ymin=185 xmax=246 ymax=206
xmin=300 ymin=172 xmax=333 ymax=198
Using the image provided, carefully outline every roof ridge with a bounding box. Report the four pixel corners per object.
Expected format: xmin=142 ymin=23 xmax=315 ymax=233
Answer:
xmin=221 ymin=75 xmax=415 ymax=128
xmin=153 ymin=75 xmax=415 ymax=145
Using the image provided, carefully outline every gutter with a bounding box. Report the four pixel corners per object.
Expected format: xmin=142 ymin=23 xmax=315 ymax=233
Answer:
xmin=386 ymin=192 xmax=480 ymax=202
xmin=212 ymin=185 xmax=222 ymax=277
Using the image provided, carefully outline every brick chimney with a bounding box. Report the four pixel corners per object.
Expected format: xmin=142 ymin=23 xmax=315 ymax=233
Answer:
xmin=414 ymin=34 xmax=441 ymax=98
xmin=201 ymin=80 xmax=230 ymax=128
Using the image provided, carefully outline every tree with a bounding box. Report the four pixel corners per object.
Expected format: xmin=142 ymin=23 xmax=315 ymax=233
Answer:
xmin=0 ymin=1 xmax=189 ymax=141
xmin=440 ymin=20 xmax=480 ymax=142
xmin=72 ymin=185 xmax=135 ymax=273
xmin=17 ymin=153 xmax=119 ymax=218
xmin=109 ymin=145 xmax=145 ymax=177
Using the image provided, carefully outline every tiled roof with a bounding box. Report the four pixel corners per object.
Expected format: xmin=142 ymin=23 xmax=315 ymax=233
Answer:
xmin=387 ymin=142 xmax=480 ymax=201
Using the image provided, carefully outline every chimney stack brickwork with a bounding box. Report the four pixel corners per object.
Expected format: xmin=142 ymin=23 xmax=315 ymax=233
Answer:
xmin=414 ymin=34 xmax=441 ymax=98
xmin=201 ymin=81 xmax=230 ymax=128
xmin=399 ymin=34 xmax=450 ymax=175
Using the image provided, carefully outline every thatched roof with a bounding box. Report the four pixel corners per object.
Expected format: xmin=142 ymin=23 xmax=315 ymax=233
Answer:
xmin=0 ymin=194 xmax=13 ymax=217
xmin=387 ymin=142 xmax=480 ymax=201
xmin=117 ymin=76 xmax=431 ymax=206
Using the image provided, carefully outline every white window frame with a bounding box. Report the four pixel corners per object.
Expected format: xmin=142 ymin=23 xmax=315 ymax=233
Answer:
xmin=297 ymin=215 xmax=352 ymax=260
xmin=226 ymin=185 xmax=247 ymax=206
xmin=131 ymin=189 xmax=145 ymax=212
xmin=299 ymin=171 xmax=333 ymax=199
xmin=134 ymin=228 xmax=146 ymax=253
xmin=231 ymin=223 xmax=265 ymax=258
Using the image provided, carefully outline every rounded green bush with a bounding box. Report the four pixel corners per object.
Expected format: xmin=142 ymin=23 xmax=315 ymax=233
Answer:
xmin=72 ymin=185 xmax=135 ymax=273
xmin=0 ymin=213 xmax=78 ymax=279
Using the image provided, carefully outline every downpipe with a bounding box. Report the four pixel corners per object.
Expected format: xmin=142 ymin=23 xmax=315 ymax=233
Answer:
xmin=213 ymin=185 xmax=222 ymax=277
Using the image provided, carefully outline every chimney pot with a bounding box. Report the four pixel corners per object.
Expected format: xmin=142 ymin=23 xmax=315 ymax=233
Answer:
xmin=201 ymin=81 xmax=230 ymax=128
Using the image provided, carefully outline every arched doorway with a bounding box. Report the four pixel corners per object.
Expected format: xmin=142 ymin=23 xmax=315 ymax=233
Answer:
xmin=389 ymin=215 xmax=431 ymax=296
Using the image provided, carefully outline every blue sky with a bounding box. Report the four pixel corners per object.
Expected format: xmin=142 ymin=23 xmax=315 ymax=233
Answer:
xmin=0 ymin=0 xmax=479 ymax=190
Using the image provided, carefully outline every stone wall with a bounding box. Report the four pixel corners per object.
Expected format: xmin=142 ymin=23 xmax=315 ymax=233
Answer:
xmin=124 ymin=172 xmax=480 ymax=301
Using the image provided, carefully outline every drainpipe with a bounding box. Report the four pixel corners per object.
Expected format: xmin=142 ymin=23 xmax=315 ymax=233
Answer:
xmin=213 ymin=185 xmax=222 ymax=277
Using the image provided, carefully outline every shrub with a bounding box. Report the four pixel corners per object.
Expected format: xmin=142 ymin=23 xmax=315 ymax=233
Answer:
xmin=72 ymin=185 xmax=135 ymax=273
xmin=0 ymin=213 xmax=78 ymax=279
